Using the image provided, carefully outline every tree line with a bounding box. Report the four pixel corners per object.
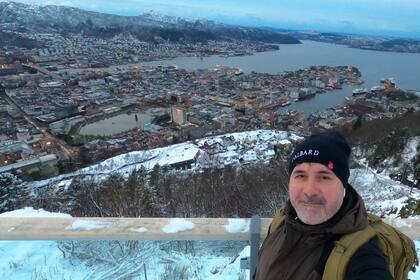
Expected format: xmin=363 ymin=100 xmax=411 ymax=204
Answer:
xmin=23 ymin=159 xmax=290 ymax=218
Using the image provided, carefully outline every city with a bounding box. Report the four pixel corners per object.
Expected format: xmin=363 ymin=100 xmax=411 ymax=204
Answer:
xmin=1 ymin=46 xmax=417 ymax=180
xmin=0 ymin=1 xmax=419 ymax=279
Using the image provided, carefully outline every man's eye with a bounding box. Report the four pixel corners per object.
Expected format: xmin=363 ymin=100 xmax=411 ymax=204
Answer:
xmin=321 ymin=176 xmax=331 ymax=180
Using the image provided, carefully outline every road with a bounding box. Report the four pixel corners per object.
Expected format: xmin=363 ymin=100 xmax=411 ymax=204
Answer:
xmin=3 ymin=91 xmax=76 ymax=159
xmin=56 ymin=62 xmax=146 ymax=75
xmin=22 ymin=63 xmax=64 ymax=81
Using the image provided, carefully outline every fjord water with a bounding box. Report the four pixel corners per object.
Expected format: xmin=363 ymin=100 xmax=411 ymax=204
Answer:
xmin=146 ymin=40 xmax=420 ymax=113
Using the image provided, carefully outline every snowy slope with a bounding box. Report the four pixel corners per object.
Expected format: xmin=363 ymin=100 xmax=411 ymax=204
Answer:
xmin=355 ymin=136 xmax=419 ymax=187
xmin=28 ymin=130 xmax=299 ymax=190
xmin=26 ymin=129 xmax=419 ymax=218
xmin=350 ymin=167 xmax=420 ymax=218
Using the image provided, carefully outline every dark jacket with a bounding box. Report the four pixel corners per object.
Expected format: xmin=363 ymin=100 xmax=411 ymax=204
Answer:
xmin=255 ymin=186 xmax=393 ymax=280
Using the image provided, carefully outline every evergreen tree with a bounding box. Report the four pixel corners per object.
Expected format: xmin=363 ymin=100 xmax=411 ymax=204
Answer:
xmin=149 ymin=164 xmax=161 ymax=188
xmin=0 ymin=173 xmax=24 ymax=213
xmin=353 ymin=115 xmax=363 ymax=130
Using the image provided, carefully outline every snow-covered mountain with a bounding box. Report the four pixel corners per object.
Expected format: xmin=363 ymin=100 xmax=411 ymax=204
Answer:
xmin=141 ymin=11 xmax=219 ymax=27
xmin=0 ymin=1 xmax=300 ymax=43
xmin=0 ymin=1 xmax=159 ymax=30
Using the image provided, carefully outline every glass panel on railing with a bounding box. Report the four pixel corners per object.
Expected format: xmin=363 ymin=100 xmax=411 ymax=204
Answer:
xmin=0 ymin=240 xmax=249 ymax=280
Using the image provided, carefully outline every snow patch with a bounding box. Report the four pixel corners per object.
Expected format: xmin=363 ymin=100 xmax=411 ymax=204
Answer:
xmin=349 ymin=168 xmax=420 ymax=218
xmin=289 ymin=134 xmax=304 ymax=142
xmin=130 ymin=227 xmax=148 ymax=233
xmin=402 ymin=137 xmax=419 ymax=163
xmin=7 ymin=227 xmax=15 ymax=233
xmin=394 ymin=219 xmax=412 ymax=228
xmin=206 ymin=245 xmax=250 ymax=280
xmin=57 ymin=179 xmax=73 ymax=190
xmin=66 ymin=220 xmax=112 ymax=230
xmin=225 ymin=219 xmax=250 ymax=233
xmin=0 ymin=207 xmax=71 ymax=218
xmin=162 ymin=218 xmax=195 ymax=233
xmin=278 ymin=139 xmax=291 ymax=145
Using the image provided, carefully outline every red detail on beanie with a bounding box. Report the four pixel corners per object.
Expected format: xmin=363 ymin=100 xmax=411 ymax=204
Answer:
xmin=327 ymin=161 xmax=334 ymax=170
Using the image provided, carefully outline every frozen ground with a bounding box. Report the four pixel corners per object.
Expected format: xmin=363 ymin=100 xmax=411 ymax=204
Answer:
xmin=350 ymin=167 xmax=420 ymax=218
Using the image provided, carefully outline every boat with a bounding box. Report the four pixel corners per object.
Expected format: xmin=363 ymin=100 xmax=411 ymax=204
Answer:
xmin=352 ymin=88 xmax=369 ymax=96
xmin=298 ymin=91 xmax=316 ymax=100
xmin=285 ymin=109 xmax=298 ymax=117
xmin=370 ymin=85 xmax=385 ymax=92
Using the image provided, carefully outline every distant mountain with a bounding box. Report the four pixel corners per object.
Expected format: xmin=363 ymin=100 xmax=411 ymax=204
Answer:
xmin=0 ymin=1 xmax=300 ymax=44
xmin=141 ymin=12 xmax=301 ymax=44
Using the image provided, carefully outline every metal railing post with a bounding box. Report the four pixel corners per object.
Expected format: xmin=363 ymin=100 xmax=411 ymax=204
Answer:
xmin=240 ymin=215 xmax=261 ymax=279
xmin=249 ymin=215 xmax=261 ymax=280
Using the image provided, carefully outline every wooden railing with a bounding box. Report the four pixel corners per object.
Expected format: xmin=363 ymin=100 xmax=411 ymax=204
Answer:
xmin=1 ymin=217 xmax=419 ymax=240
xmin=0 ymin=217 xmax=264 ymax=240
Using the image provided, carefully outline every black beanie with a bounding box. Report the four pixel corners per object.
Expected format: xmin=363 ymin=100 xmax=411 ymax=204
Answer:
xmin=288 ymin=131 xmax=351 ymax=187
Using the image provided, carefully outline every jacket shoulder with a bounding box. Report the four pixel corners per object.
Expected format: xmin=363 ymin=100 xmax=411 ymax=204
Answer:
xmin=344 ymin=237 xmax=393 ymax=280
xmin=268 ymin=207 xmax=286 ymax=234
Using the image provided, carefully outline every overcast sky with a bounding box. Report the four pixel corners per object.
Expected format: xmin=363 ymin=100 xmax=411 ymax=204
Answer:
xmin=4 ymin=0 xmax=420 ymax=38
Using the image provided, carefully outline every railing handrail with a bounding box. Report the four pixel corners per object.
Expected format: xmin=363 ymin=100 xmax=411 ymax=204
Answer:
xmin=1 ymin=217 xmax=419 ymax=241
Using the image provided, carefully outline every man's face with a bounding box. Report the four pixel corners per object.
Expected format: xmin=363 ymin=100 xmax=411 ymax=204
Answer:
xmin=289 ymin=162 xmax=345 ymax=225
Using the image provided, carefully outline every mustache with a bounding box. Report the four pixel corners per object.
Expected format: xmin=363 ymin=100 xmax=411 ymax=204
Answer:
xmin=297 ymin=195 xmax=326 ymax=205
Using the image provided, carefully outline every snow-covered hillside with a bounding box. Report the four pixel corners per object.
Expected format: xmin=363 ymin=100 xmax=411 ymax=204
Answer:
xmin=25 ymin=129 xmax=419 ymax=217
xmin=28 ymin=130 xmax=300 ymax=190
xmin=354 ymin=135 xmax=419 ymax=188
xmin=350 ymin=167 xmax=420 ymax=218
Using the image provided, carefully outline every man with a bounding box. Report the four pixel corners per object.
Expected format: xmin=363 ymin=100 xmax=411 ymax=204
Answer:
xmin=255 ymin=131 xmax=393 ymax=280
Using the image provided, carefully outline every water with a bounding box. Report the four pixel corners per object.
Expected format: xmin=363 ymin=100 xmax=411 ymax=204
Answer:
xmin=79 ymin=111 xmax=152 ymax=136
xmin=145 ymin=40 xmax=420 ymax=113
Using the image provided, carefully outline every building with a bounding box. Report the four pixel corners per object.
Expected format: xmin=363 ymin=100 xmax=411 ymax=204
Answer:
xmin=171 ymin=105 xmax=187 ymax=125
xmin=49 ymin=116 xmax=85 ymax=135
xmin=0 ymin=154 xmax=58 ymax=178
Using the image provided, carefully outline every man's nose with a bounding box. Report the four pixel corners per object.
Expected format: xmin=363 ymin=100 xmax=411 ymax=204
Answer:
xmin=302 ymin=177 xmax=320 ymax=196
